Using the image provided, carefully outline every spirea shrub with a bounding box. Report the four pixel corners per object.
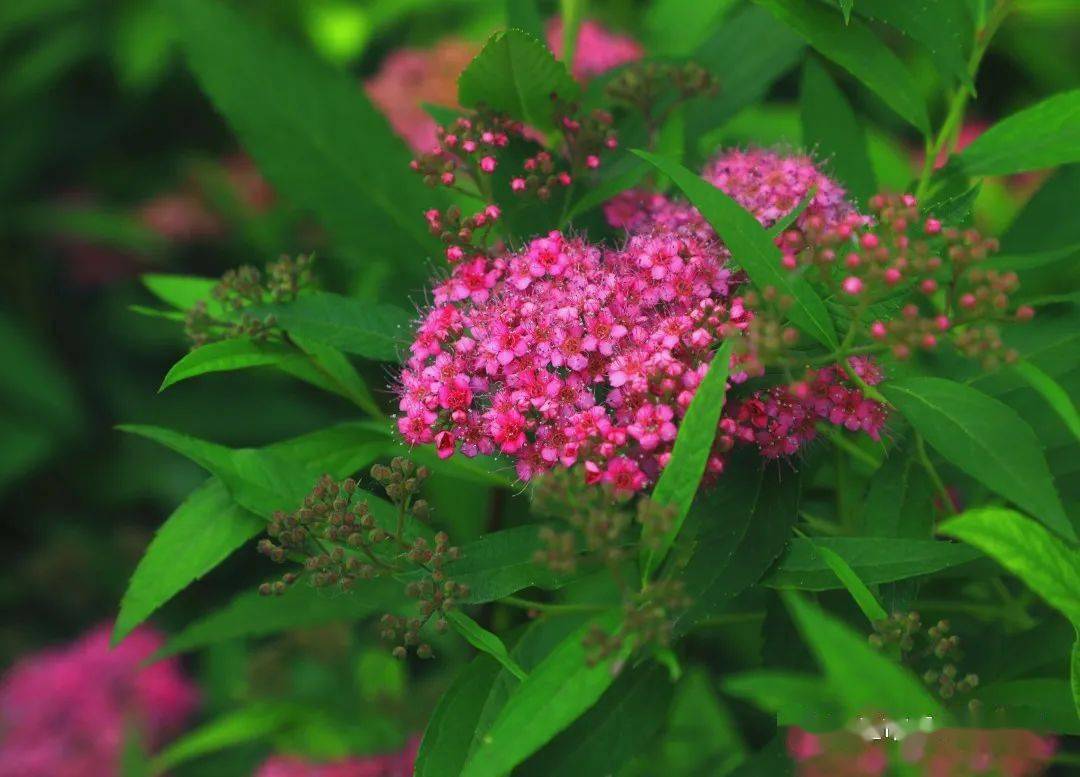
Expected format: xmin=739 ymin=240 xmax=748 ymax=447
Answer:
xmin=114 ymin=3 xmax=1079 ymax=775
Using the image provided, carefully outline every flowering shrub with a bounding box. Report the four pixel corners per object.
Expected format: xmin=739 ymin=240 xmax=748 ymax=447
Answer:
xmin=15 ymin=1 xmax=1068 ymax=775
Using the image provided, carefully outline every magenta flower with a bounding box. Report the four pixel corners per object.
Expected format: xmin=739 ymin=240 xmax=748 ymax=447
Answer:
xmin=0 ymin=623 xmax=199 ymax=777
xmin=255 ymin=737 xmax=419 ymax=777
xmin=545 ymin=19 xmax=644 ymax=81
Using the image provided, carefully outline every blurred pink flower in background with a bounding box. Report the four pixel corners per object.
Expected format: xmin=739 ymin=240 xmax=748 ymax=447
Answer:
xmin=365 ymin=40 xmax=479 ymax=152
xmin=255 ymin=737 xmax=419 ymax=777
xmin=0 ymin=623 xmax=199 ymax=777
xmin=546 ymin=19 xmax=644 ymax=80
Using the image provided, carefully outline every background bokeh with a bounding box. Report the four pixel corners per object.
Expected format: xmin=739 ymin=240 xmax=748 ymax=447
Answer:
xmin=1 ymin=1 xmax=1077 ymax=774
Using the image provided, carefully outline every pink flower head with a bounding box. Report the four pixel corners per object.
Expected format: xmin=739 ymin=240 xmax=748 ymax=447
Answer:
xmin=546 ymin=19 xmax=643 ymax=81
xmin=0 ymin=623 xmax=199 ymax=777
xmin=255 ymin=737 xmax=419 ymax=777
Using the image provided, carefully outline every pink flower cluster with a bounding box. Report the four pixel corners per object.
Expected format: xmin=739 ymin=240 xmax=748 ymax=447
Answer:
xmin=365 ymin=39 xmax=478 ymax=152
xmin=546 ymin=19 xmax=644 ymax=81
xmin=606 ymin=147 xmax=859 ymax=238
xmin=399 ymin=147 xmax=891 ymax=492
xmin=788 ymin=726 xmax=1055 ymax=777
xmin=726 ymin=359 xmax=887 ymax=459
xmin=256 ymin=738 xmax=418 ymax=777
xmin=0 ymin=623 xmax=199 ymax=777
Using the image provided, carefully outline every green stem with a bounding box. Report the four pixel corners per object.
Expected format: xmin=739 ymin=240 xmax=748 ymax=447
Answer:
xmin=915 ymin=433 xmax=956 ymax=515
xmin=914 ymin=0 xmax=1013 ymax=203
xmin=499 ymin=596 xmax=607 ymax=614
xmin=559 ymin=0 xmax=585 ymax=70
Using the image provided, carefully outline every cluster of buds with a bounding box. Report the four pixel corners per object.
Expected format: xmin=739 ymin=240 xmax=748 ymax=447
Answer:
xmin=605 ymin=61 xmax=718 ymax=143
xmin=256 ymin=458 xmax=464 ymax=661
xmin=869 ymin=613 xmax=979 ymax=702
xmin=785 ymin=193 xmax=1030 ymax=370
xmin=425 ymin=203 xmax=502 ymax=264
xmin=531 ymin=467 xmax=676 ymax=573
xmin=184 ymin=254 xmax=313 ymax=348
xmin=583 ymin=579 xmax=692 ymax=667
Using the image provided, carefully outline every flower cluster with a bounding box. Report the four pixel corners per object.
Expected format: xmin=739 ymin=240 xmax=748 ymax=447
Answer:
xmin=365 ymin=39 xmax=478 ymax=152
xmin=255 ymin=738 xmax=418 ymax=777
xmin=788 ymin=725 xmax=1055 ymax=777
xmin=870 ymin=612 xmax=979 ymax=703
xmin=0 ymin=623 xmax=198 ymax=777
xmin=185 ymin=254 xmax=314 ymax=348
xmin=545 ymin=19 xmax=644 ymax=81
xmin=256 ymin=458 xmax=466 ymax=660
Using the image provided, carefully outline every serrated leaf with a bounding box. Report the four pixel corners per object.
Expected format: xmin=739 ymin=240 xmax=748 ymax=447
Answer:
xmin=851 ymin=0 xmax=972 ymax=90
xmin=461 ymin=611 xmax=628 ymax=777
xmin=938 ymin=507 xmax=1080 ymax=626
xmin=167 ymin=0 xmax=439 ymax=277
xmin=642 ymin=341 xmax=733 ymax=580
xmin=114 ymin=424 xmax=390 ymax=643
xmin=758 ymin=0 xmax=929 ymax=134
xmin=518 ymin=663 xmax=673 ymax=776
xmin=881 ymin=377 xmax=1074 ymax=541
xmin=783 ymin=592 xmax=950 ymax=722
xmin=1011 ymin=360 xmax=1080 ymax=442
xmin=447 ymin=610 xmax=528 ymax=681
xmin=675 ymin=455 xmax=800 ymax=632
xmin=956 ymin=90 xmax=1080 ymax=176
xmin=504 ymin=0 xmax=544 ymax=40
xmin=800 ymin=57 xmax=875 ymax=203
xmin=458 ymin=29 xmax=579 ymax=131
xmin=157 ymin=578 xmax=406 ymax=658
xmin=416 ymin=656 xmax=502 ymax=777
xmin=632 ymin=149 xmax=838 ymax=349
xmin=253 ymin=291 xmax=412 ymax=362
xmin=763 ymin=537 xmax=979 ymax=590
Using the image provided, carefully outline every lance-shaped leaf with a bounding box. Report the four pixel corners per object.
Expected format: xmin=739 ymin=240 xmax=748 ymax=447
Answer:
xmin=1011 ymin=360 xmax=1080 ymax=443
xmin=167 ymin=0 xmax=439 ymax=276
xmin=461 ymin=610 xmax=628 ymax=777
xmin=632 ymin=149 xmax=838 ymax=348
xmin=763 ymin=537 xmax=981 ymax=590
xmin=416 ymin=656 xmax=502 ymax=777
xmin=881 ymin=377 xmax=1074 ymax=541
xmin=811 ymin=542 xmax=888 ymax=622
xmin=758 ymin=0 xmax=929 ymax=134
xmin=458 ymin=29 xmax=579 ymax=131
xmin=956 ymin=90 xmax=1080 ymax=176
xmin=447 ymin=610 xmax=528 ymax=681
xmin=641 ymin=341 xmax=733 ymax=580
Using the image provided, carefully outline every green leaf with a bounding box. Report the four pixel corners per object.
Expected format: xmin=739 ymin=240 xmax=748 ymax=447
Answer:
xmin=254 ymin=292 xmax=412 ymax=362
xmin=461 ymin=611 xmax=628 ymax=777
xmin=157 ymin=577 xmax=406 ymax=658
xmin=975 ymin=678 xmax=1080 ymax=734
xmin=1001 ymin=165 xmax=1080 ymax=254
xmin=800 ymin=57 xmax=875 ymax=203
xmin=114 ymin=480 xmax=262 ymax=645
xmin=863 ymin=451 xmax=935 ymax=538
xmin=783 ymin=592 xmax=950 ymax=722
xmin=981 ymin=244 xmax=1080 ymax=272
xmin=114 ymin=424 xmax=390 ymax=643
xmin=159 ymin=338 xmax=308 ymax=391
xmin=447 ymin=610 xmax=528 ymax=681
xmin=290 ymin=336 xmax=382 ymax=416
xmin=645 ymin=0 xmax=737 ymax=57
xmin=838 ymin=0 xmax=853 ymax=23
xmin=1011 ymin=360 xmax=1080 ymax=443
xmin=167 ymin=0 xmax=438 ymax=276
xmin=562 ymin=152 xmax=649 ymax=225
xmin=558 ymin=0 xmax=585 ymax=70
xmin=676 ymin=455 xmax=800 ymax=631
xmin=812 ymin=542 xmax=888 ymax=622
xmin=661 ymin=667 xmax=745 ymax=775
xmin=416 ymin=656 xmax=502 ymax=777
xmin=1073 ymin=635 xmax=1080 ymax=724
xmin=763 ymin=537 xmax=980 ymax=590
xmin=406 ymin=525 xmax=578 ymax=604
xmin=142 ymin=274 xmax=217 ymax=311
xmin=722 ymin=670 xmax=844 ymax=731
xmin=758 ymin=0 xmax=929 ymax=134
xmin=686 ymin=6 xmax=806 ymax=155
xmin=881 ymin=377 xmax=1074 ymax=541
xmin=632 ymin=149 xmax=838 ymax=348
xmin=151 ymin=704 xmax=290 ymax=773
xmin=642 ymin=341 xmax=733 ymax=580
xmin=766 ymin=186 xmax=817 ymax=239
xmin=956 ymin=90 xmax=1080 ymax=176
xmin=850 ymin=0 xmax=972 ymax=90
xmin=938 ymin=508 xmax=1080 ymax=627
xmin=458 ymin=29 xmax=579 ymax=131
xmin=518 ymin=663 xmax=674 ymax=777
xmin=505 ymin=0 xmax=544 ymax=40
